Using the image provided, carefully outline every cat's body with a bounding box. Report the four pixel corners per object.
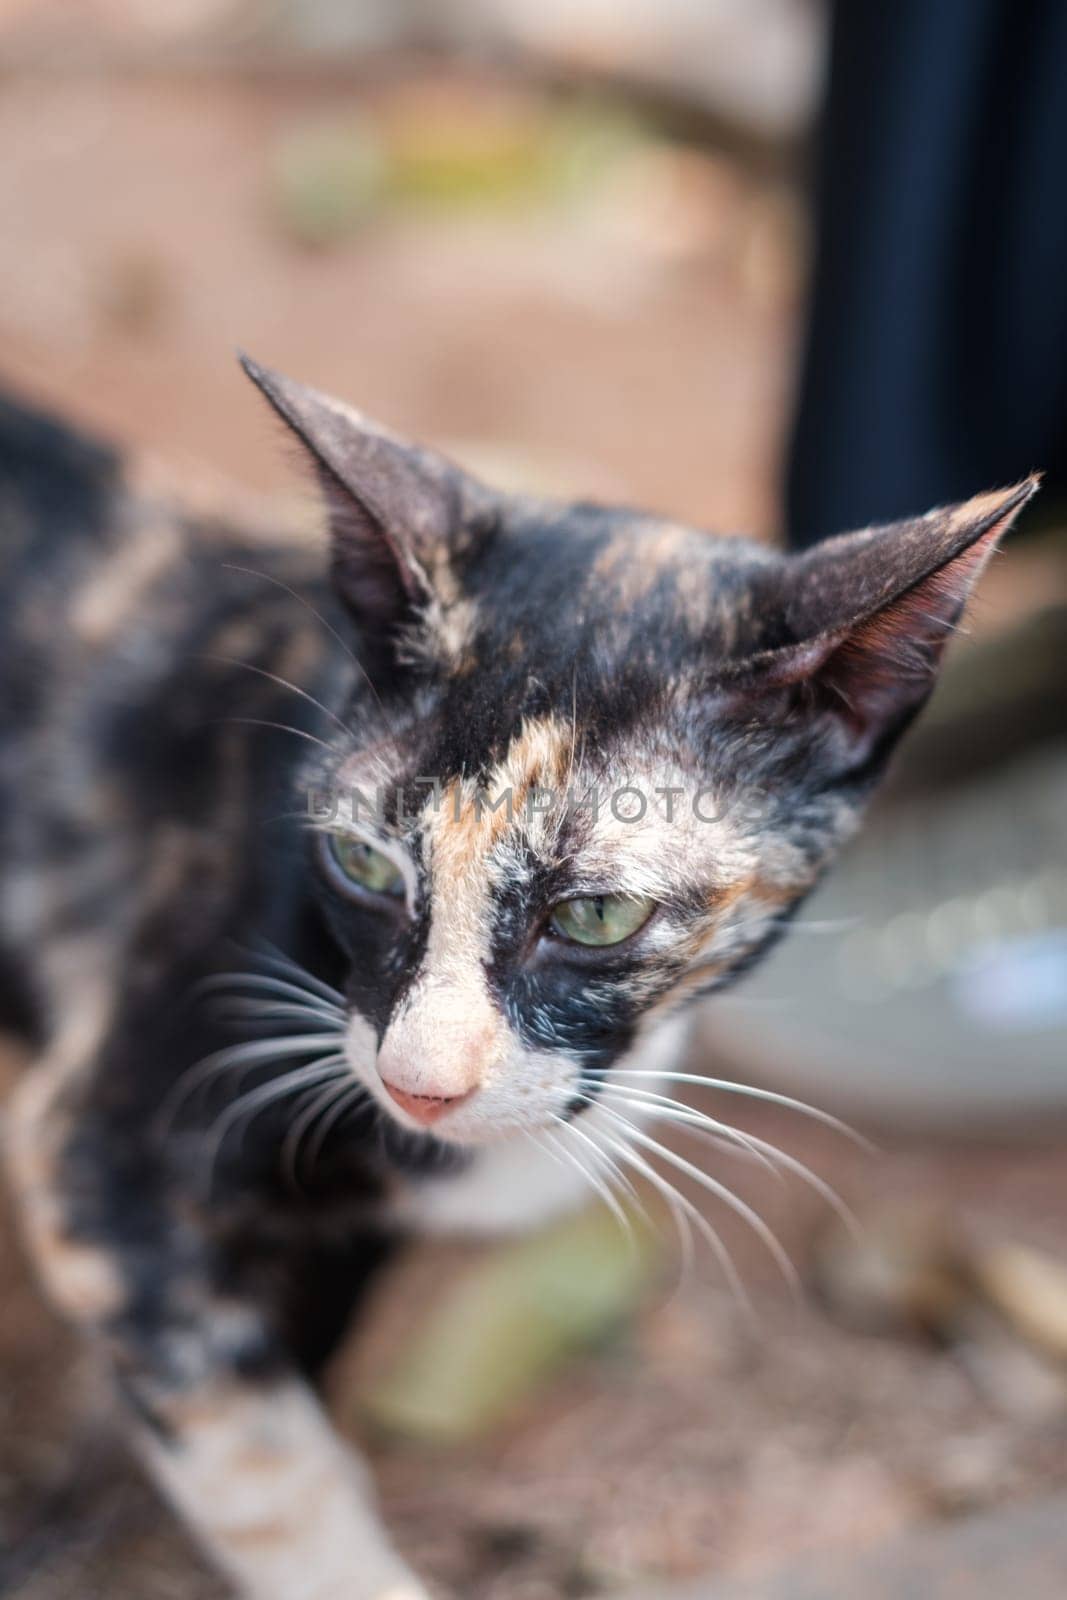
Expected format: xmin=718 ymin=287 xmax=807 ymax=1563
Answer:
xmin=0 ymin=367 xmax=1036 ymax=1600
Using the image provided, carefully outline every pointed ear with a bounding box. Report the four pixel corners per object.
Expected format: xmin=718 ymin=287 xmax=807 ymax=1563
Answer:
xmin=240 ymin=354 xmax=469 ymax=643
xmin=732 ymin=477 xmax=1040 ymax=769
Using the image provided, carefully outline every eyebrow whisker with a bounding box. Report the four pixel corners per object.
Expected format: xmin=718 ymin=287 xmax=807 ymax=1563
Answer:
xmin=220 ymin=561 xmax=395 ymax=735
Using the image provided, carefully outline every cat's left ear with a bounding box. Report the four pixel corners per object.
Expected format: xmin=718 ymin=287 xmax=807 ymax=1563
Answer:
xmin=733 ymin=476 xmax=1040 ymax=770
xmin=240 ymin=355 xmax=482 ymax=649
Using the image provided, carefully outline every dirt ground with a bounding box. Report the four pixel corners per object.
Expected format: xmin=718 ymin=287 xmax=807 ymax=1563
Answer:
xmin=0 ymin=68 xmax=792 ymax=534
xmin=4 ymin=1034 xmax=1067 ymax=1600
xmin=2 ymin=61 xmax=1066 ymax=1600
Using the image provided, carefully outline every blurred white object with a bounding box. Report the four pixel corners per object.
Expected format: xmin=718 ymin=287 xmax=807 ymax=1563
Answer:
xmin=271 ymin=0 xmax=825 ymax=140
xmin=699 ymin=748 xmax=1067 ymax=1129
xmin=466 ymin=0 xmax=825 ymax=137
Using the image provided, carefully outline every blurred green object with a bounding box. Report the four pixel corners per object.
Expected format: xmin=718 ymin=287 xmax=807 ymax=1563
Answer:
xmin=385 ymin=98 xmax=648 ymax=212
xmin=272 ymin=117 xmax=386 ymax=246
xmin=363 ymin=1203 xmax=654 ymax=1443
xmin=270 ymin=95 xmax=655 ymax=244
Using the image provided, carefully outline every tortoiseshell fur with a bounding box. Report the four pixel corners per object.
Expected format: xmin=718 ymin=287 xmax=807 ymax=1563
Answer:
xmin=0 ymin=370 xmax=1036 ymax=1600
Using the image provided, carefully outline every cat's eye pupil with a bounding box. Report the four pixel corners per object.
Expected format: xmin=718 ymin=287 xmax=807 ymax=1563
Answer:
xmin=328 ymin=834 xmax=404 ymax=898
xmin=549 ymin=892 xmax=654 ymax=948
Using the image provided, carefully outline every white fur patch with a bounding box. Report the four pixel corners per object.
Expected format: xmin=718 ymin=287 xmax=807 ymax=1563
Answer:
xmin=140 ymin=1377 xmax=427 ymax=1600
xmin=392 ymin=1016 xmax=689 ymax=1235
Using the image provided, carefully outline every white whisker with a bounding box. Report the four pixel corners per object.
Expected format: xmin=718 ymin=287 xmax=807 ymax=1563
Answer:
xmin=533 ymin=1128 xmax=629 ymax=1242
xmin=608 ymin=1070 xmax=871 ymax=1149
xmin=598 ymin=1084 xmax=781 ymax=1182
xmin=202 ymin=653 xmax=356 ymax=740
xmin=208 ymin=998 xmax=345 ymax=1030
xmin=199 ymin=971 xmax=344 ymax=1016
xmin=552 ymin=1113 xmax=646 ymax=1215
xmin=244 ymin=943 xmax=348 ymax=1008
xmin=543 ymin=1119 xmax=635 ymax=1243
xmin=216 ymin=1006 xmax=341 ymax=1031
xmin=602 ymin=1086 xmax=860 ymax=1239
xmin=193 ymin=1031 xmax=345 ymax=1076
xmin=597 ymin=1128 xmax=752 ymax=1315
xmin=160 ymin=1029 xmax=344 ymax=1132
xmin=281 ymin=1074 xmax=358 ymax=1190
xmin=306 ymin=1080 xmax=372 ymax=1166
xmin=221 ymin=716 xmax=333 ymax=751
xmin=197 ymin=1054 xmax=349 ymax=1197
xmin=596 ymin=1103 xmax=800 ymax=1300
xmin=208 ymin=1056 xmax=346 ymax=1150
xmin=220 ymin=560 xmax=394 ymax=733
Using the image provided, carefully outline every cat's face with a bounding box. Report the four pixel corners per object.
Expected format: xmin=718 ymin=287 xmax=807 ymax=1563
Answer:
xmin=243 ymin=358 xmax=1036 ymax=1150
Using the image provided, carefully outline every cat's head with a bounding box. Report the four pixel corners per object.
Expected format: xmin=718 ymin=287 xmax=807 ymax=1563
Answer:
xmin=242 ymin=357 xmax=1036 ymax=1150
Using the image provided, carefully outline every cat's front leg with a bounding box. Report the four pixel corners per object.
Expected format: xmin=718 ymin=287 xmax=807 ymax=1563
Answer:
xmin=5 ymin=1064 xmax=428 ymax=1600
xmin=136 ymin=1364 xmax=429 ymax=1600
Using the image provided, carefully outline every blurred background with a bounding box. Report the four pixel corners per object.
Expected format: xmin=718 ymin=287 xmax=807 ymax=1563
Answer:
xmin=1 ymin=1 xmax=1065 ymax=1596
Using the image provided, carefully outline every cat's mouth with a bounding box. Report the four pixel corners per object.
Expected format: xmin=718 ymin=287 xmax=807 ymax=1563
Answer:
xmin=378 ymin=1077 xmax=475 ymax=1129
xmin=366 ymin=1068 xmax=552 ymax=1147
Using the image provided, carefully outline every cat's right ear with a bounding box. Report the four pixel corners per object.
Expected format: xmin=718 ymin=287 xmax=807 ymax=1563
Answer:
xmin=239 ymin=355 xmax=468 ymax=644
xmin=723 ymin=476 xmax=1039 ymax=777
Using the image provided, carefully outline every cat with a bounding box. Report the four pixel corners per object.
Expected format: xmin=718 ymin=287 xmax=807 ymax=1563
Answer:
xmin=0 ymin=357 xmax=1036 ymax=1600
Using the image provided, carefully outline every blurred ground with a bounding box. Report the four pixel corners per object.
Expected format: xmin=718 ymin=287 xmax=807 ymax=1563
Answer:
xmin=2 ymin=48 xmax=1067 ymax=1600
xmin=4 ymin=1027 xmax=1067 ymax=1599
xmin=0 ymin=66 xmax=797 ymax=537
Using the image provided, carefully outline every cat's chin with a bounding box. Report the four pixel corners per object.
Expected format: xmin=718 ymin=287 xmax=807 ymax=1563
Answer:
xmin=390 ymin=1116 xmax=609 ymax=1235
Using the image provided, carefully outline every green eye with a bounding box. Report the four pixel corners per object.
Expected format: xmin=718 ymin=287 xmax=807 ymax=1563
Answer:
xmin=549 ymin=893 xmax=655 ymax=947
xmin=327 ymin=834 xmax=405 ymax=899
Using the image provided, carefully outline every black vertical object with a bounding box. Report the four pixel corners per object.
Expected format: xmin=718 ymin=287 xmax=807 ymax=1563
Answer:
xmin=787 ymin=0 xmax=1067 ymax=548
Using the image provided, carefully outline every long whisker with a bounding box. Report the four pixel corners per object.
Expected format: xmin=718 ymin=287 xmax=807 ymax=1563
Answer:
xmin=188 ymin=1031 xmax=345 ymax=1078
xmin=602 ymin=1086 xmax=860 ymax=1239
xmin=305 ymin=1079 xmax=373 ymax=1167
xmin=552 ymin=1112 xmax=647 ymax=1215
xmin=281 ymin=1074 xmax=358 ymax=1191
xmin=201 ymin=654 xmax=356 ymax=741
xmin=160 ymin=1030 xmax=343 ymax=1131
xmin=198 ymin=971 xmax=344 ymax=1014
xmin=220 ymin=716 xmax=333 ymax=751
xmin=209 ymin=1056 xmax=346 ymax=1149
xmin=541 ymin=1120 xmax=634 ymax=1243
xmin=597 ymin=1128 xmax=752 ymax=1314
xmin=202 ymin=1056 xmax=346 ymax=1194
xmin=534 ymin=1128 xmax=629 ymax=1241
xmin=220 ymin=562 xmax=394 ymax=733
xmin=596 ymin=1103 xmax=800 ymax=1300
xmin=597 ymin=1084 xmax=781 ymax=1183
xmin=208 ymin=998 xmax=344 ymax=1029
xmin=620 ymin=1134 xmax=693 ymax=1279
xmin=246 ymin=941 xmax=348 ymax=1007
xmin=608 ymin=1070 xmax=872 ymax=1149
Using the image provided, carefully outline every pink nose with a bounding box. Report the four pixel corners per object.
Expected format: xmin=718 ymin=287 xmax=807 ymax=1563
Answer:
xmin=380 ymin=1080 xmax=473 ymax=1127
